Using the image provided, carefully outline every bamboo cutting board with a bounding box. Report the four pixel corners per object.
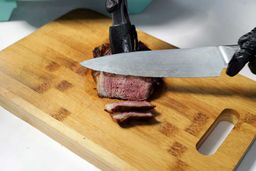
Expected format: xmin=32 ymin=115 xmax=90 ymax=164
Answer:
xmin=0 ymin=9 xmax=255 ymax=171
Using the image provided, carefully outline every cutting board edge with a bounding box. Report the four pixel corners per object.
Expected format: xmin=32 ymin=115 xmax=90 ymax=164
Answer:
xmin=0 ymin=86 xmax=137 ymax=171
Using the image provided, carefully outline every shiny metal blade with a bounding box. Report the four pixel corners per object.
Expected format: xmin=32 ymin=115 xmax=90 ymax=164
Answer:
xmin=80 ymin=45 xmax=239 ymax=78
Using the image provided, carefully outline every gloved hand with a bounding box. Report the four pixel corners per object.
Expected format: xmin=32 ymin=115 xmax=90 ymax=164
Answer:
xmin=226 ymin=27 xmax=256 ymax=76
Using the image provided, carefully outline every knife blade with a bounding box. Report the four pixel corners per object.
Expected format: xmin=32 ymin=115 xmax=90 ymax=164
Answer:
xmin=80 ymin=45 xmax=239 ymax=78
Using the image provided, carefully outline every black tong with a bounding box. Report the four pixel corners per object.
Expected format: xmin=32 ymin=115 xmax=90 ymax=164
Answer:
xmin=106 ymin=0 xmax=138 ymax=54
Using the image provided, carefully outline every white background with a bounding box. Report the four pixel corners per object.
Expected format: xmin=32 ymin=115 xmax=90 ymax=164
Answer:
xmin=0 ymin=0 xmax=255 ymax=170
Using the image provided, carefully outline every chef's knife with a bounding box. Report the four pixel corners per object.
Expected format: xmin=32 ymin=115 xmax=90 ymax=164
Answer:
xmin=80 ymin=45 xmax=239 ymax=78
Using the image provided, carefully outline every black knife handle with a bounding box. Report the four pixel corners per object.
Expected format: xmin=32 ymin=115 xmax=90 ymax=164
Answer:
xmin=109 ymin=23 xmax=138 ymax=54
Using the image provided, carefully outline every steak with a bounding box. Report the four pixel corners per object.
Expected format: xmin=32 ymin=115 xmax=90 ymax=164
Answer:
xmin=111 ymin=112 xmax=153 ymax=123
xmin=105 ymin=101 xmax=155 ymax=113
xmin=92 ymin=42 xmax=160 ymax=100
xmin=104 ymin=101 xmax=155 ymax=123
xmin=96 ymin=72 xmax=157 ymax=100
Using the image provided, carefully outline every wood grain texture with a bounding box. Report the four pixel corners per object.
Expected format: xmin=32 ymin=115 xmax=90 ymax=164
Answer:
xmin=0 ymin=9 xmax=255 ymax=171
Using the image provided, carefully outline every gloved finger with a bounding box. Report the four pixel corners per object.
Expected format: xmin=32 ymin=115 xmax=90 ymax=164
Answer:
xmin=248 ymin=58 xmax=256 ymax=74
xmin=240 ymin=38 xmax=256 ymax=54
xmin=238 ymin=32 xmax=251 ymax=46
xmin=238 ymin=27 xmax=256 ymax=46
xmin=226 ymin=49 xmax=252 ymax=76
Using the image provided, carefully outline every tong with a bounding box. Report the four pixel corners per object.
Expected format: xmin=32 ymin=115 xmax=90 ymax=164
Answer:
xmin=106 ymin=0 xmax=138 ymax=54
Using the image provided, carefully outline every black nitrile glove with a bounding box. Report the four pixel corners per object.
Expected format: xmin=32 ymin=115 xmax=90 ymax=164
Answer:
xmin=226 ymin=27 xmax=256 ymax=76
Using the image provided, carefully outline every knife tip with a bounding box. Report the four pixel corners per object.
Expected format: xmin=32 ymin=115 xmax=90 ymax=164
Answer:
xmin=80 ymin=60 xmax=90 ymax=68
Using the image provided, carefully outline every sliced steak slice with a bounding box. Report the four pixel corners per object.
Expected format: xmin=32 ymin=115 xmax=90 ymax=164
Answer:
xmin=92 ymin=42 xmax=161 ymax=100
xmin=111 ymin=112 xmax=153 ymax=123
xmin=105 ymin=101 xmax=155 ymax=123
xmin=105 ymin=101 xmax=155 ymax=113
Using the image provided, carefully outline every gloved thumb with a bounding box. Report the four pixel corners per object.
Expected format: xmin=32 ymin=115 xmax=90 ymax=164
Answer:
xmin=226 ymin=49 xmax=252 ymax=76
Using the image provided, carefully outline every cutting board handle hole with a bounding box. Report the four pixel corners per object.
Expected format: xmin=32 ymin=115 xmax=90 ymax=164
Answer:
xmin=196 ymin=108 xmax=239 ymax=156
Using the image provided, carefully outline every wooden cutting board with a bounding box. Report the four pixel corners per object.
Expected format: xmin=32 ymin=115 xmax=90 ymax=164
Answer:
xmin=0 ymin=9 xmax=255 ymax=171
